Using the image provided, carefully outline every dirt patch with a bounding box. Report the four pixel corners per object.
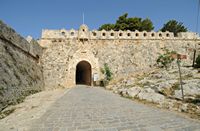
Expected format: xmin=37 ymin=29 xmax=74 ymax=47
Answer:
xmin=0 ymin=88 xmax=69 ymax=131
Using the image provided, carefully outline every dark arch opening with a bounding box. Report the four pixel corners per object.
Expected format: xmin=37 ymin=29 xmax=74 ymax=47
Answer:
xmin=76 ymin=61 xmax=92 ymax=86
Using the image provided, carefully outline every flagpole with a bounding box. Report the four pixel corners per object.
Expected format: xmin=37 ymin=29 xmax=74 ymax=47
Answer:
xmin=83 ymin=12 xmax=85 ymax=24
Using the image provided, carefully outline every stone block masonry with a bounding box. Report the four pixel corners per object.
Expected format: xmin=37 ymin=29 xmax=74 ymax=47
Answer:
xmin=0 ymin=20 xmax=44 ymax=111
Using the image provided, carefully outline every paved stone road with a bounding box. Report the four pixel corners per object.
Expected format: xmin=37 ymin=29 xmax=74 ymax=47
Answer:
xmin=30 ymin=85 xmax=200 ymax=131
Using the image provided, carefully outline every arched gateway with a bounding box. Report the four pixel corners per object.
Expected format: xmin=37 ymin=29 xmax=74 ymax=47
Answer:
xmin=76 ymin=61 xmax=92 ymax=86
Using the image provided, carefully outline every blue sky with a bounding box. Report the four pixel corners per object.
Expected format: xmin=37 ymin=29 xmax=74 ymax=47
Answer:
xmin=0 ymin=0 xmax=199 ymax=39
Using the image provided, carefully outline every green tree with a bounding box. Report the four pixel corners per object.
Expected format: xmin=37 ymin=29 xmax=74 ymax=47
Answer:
xmin=140 ymin=18 xmax=154 ymax=32
xmin=98 ymin=13 xmax=154 ymax=31
xmin=98 ymin=24 xmax=115 ymax=31
xmin=160 ymin=20 xmax=187 ymax=37
xmin=115 ymin=13 xmax=129 ymax=31
xmin=126 ymin=17 xmax=142 ymax=31
xmin=116 ymin=13 xmax=128 ymax=25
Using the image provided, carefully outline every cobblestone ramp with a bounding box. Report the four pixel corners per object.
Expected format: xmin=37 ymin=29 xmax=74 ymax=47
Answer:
xmin=30 ymin=85 xmax=200 ymax=131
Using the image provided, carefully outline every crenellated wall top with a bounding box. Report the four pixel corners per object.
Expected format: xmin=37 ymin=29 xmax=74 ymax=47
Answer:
xmin=41 ymin=24 xmax=200 ymax=40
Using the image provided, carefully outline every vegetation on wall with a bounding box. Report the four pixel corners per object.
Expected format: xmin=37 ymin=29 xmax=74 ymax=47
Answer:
xmin=100 ymin=63 xmax=113 ymax=86
xmin=99 ymin=13 xmax=154 ymax=32
xmin=160 ymin=20 xmax=187 ymax=37
xmin=156 ymin=48 xmax=177 ymax=70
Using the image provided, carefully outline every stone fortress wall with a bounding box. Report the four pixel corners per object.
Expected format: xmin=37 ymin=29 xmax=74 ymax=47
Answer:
xmin=39 ymin=25 xmax=200 ymax=89
xmin=0 ymin=21 xmax=44 ymax=111
xmin=0 ymin=20 xmax=199 ymax=111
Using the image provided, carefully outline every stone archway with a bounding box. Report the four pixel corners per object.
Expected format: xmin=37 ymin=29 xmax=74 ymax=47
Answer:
xmin=65 ymin=48 xmax=100 ymax=87
xmin=76 ymin=61 xmax=91 ymax=86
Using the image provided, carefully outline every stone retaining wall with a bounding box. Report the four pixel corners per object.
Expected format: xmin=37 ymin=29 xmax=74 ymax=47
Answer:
xmin=0 ymin=21 xmax=44 ymax=111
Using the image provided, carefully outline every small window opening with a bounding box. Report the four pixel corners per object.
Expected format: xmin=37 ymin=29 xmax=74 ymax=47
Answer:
xmin=119 ymin=33 xmax=123 ymax=36
xmin=71 ymin=32 xmax=74 ymax=36
xmin=93 ymin=32 xmax=97 ymax=36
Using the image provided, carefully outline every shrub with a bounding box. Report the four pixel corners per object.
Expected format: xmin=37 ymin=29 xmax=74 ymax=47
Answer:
xmin=104 ymin=63 xmax=113 ymax=81
xmin=100 ymin=63 xmax=113 ymax=86
xmin=157 ymin=48 xmax=176 ymax=70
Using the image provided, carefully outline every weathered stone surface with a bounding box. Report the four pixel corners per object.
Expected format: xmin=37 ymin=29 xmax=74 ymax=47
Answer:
xmin=0 ymin=20 xmax=29 ymax=53
xmin=118 ymin=88 xmax=128 ymax=97
xmin=174 ymin=79 xmax=200 ymax=99
xmin=0 ymin=21 xmax=44 ymax=111
xmin=154 ymin=80 xmax=178 ymax=96
xmin=29 ymin=39 xmax=43 ymax=58
xmin=126 ymin=87 xmax=141 ymax=98
xmin=0 ymin=20 xmax=42 ymax=58
xmin=108 ymin=67 xmax=200 ymax=118
xmin=137 ymin=88 xmax=166 ymax=104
